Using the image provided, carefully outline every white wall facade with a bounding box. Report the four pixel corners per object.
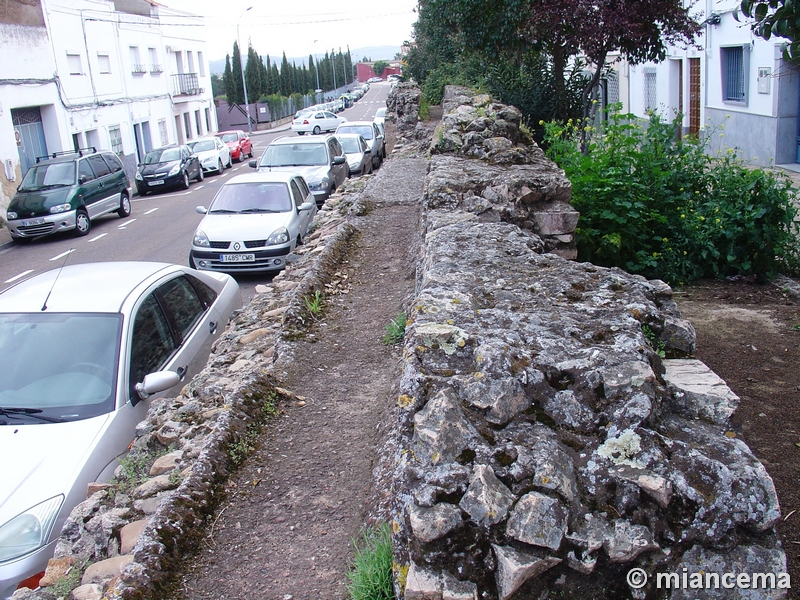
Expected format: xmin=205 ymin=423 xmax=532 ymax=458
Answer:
xmin=626 ymin=0 xmax=800 ymax=166
xmin=1 ymin=0 xmax=218 ymax=214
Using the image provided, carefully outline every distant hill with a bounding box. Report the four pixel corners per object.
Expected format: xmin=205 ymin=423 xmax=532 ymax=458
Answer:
xmin=208 ymin=45 xmax=401 ymax=75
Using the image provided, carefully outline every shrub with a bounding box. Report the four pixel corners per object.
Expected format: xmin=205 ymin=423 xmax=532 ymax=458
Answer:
xmin=346 ymin=523 xmax=393 ymax=600
xmin=543 ymin=107 xmax=800 ymax=284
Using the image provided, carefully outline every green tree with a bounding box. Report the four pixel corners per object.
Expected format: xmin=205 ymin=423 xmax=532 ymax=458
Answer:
xmin=308 ymin=54 xmax=319 ymax=90
xmin=372 ymin=60 xmax=389 ymax=78
xmin=230 ymin=41 xmax=244 ymax=104
xmin=222 ymin=54 xmax=234 ymax=100
xmin=244 ymin=44 xmax=262 ymax=103
xmin=279 ymin=52 xmax=291 ymax=96
xmin=211 ymin=73 xmax=225 ymax=97
xmin=739 ymin=0 xmax=800 ymax=63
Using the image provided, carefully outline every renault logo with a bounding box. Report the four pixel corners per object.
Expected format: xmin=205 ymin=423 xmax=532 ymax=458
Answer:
xmin=233 ymin=242 xmax=241 ymax=251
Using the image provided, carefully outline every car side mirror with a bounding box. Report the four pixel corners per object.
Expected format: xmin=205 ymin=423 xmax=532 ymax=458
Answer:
xmin=195 ymin=206 xmax=208 ymax=214
xmin=333 ymin=156 xmax=346 ymax=165
xmin=78 ymin=175 xmax=89 ymax=185
xmin=133 ymin=370 xmax=181 ymax=404
xmin=298 ymin=201 xmax=315 ymax=212
xmin=248 ymin=159 xmax=257 ymax=168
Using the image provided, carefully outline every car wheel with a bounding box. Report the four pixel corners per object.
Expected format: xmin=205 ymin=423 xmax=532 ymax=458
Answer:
xmin=196 ymin=168 xmax=205 ymax=182
xmin=117 ymin=191 xmax=132 ymax=218
xmin=226 ymin=156 xmax=233 ymax=169
xmin=248 ymin=148 xmax=254 ymax=158
xmin=181 ymin=171 xmax=190 ymax=190
xmin=313 ymin=126 xmax=321 ymax=135
xmin=298 ymin=131 xmax=305 ymax=135
xmin=217 ymin=159 xmax=224 ymax=174
xmin=75 ymin=208 xmax=91 ymax=236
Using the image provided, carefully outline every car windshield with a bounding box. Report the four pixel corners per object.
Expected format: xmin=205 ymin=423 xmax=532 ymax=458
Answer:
xmin=338 ymin=125 xmax=373 ymax=140
xmin=339 ymin=138 xmax=363 ymax=154
xmin=190 ymin=140 xmax=216 ymax=152
xmin=209 ymin=182 xmax=292 ymax=214
xmin=260 ymin=143 xmax=327 ymax=167
xmin=0 ymin=313 xmax=122 ymax=423
xmin=220 ymin=133 xmax=239 ymax=143
xmin=19 ymin=162 xmax=75 ymax=191
xmin=376 ymin=108 xmax=386 ymax=118
xmin=144 ymin=148 xmax=181 ymax=164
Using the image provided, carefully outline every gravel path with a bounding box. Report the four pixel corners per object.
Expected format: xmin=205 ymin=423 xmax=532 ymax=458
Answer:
xmin=175 ymin=157 xmax=427 ymax=600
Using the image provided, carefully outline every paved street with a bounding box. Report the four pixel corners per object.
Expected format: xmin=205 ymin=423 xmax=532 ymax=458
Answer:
xmin=0 ymin=83 xmax=390 ymax=304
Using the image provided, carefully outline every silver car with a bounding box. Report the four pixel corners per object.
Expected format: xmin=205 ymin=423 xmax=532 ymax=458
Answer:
xmin=0 ymin=262 xmax=241 ymax=599
xmin=190 ymin=172 xmax=318 ymax=274
xmin=335 ymin=133 xmax=373 ymax=176
xmin=335 ymin=121 xmax=385 ymax=170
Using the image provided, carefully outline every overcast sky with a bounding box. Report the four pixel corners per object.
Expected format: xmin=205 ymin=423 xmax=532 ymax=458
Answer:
xmin=161 ymin=0 xmax=418 ymax=62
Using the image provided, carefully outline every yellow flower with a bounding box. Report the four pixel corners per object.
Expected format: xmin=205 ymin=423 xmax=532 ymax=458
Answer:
xmin=662 ymin=237 xmax=669 ymax=242
xmin=681 ymin=213 xmax=686 ymax=218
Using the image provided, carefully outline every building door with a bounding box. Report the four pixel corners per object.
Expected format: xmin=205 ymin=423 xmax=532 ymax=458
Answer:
xmin=133 ymin=123 xmax=145 ymax=163
xmin=689 ymin=58 xmax=701 ymax=136
xmin=12 ymin=107 xmax=47 ymax=176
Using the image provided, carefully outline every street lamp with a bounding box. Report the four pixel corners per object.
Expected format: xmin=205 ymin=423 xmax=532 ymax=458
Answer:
xmin=237 ymin=6 xmax=253 ymax=134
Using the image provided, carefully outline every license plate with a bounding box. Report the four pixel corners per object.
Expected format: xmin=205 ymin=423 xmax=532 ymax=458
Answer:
xmin=220 ymin=253 xmax=255 ymax=263
xmin=148 ymin=179 xmax=164 ymax=186
xmin=21 ymin=218 xmax=46 ymax=226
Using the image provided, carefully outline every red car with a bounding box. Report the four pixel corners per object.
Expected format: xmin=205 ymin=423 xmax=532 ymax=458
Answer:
xmin=216 ymin=130 xmax=253 ymax=162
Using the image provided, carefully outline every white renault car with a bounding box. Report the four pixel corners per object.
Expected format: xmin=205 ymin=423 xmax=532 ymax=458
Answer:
xmin=189 ymin=172 xmax=318 ymax=274
xmin=188 ymin=137 xmax=232 ymax=174
xmin=0 ymin=262 xmax=240 ymax=599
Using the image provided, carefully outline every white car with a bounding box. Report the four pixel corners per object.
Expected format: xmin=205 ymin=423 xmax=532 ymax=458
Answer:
xmin=190 ymin=172 xmax=318 ymax=273
xmin=0 ymin=262 xmax=240 ymax=599
xmin=374 ymin=107 xmax=387 ymax=129
xmin=335 ymin=133 xmax=373 ymax=176
xmin=291 ymin=110 xmax=346 ymax=136
xmin=188 ymin=137 xmax=232 ymax=174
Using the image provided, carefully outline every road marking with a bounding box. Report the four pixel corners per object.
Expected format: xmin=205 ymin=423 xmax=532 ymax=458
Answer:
xmin=118 ymin=218 xmax=137 ymax=229
xmin=88 ymin=233 xmax=107 ymax=243
xmin=144 ymin=207 xmax=159 ymax=215
xmin=50 ymin=249 xmax=75 ymax=261
xmin=195 ymin=185 xmax=205 ymax=190
xmin=5 ymin=270 xmax=33 ymax=283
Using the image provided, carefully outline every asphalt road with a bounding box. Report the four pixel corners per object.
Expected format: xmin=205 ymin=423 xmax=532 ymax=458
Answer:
xmin=0 ymin=82 xmax=391 ymax=303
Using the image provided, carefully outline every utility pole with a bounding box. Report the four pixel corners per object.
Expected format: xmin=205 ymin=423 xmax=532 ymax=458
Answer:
xmin=237 ymin=6 xmax=253 ymax=133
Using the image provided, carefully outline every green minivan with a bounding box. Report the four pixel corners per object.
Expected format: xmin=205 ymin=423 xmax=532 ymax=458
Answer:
xmin=5 ymin=148 xmax=131 ymax=242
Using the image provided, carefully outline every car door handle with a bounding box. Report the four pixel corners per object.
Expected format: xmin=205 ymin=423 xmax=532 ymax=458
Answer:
xmin=209 ymin=321 xmax=217 ymax=334
xmin=176 ymin=365 xmax=188 ymax=379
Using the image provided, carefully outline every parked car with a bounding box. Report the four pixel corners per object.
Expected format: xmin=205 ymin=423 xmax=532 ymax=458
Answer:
xmin=291 ymin=110 xmax=346 ymax=136
xmin=216 ymin=130 xmax=253 ymax=163
xmin=188 ymin=137 xmax=232 ymax=174
xmin=0 ymin=262 xmax=240 ymax=600
xmin=135 ymin=145 xmax=203 ymax=195
xmin=373 ymin=107 xmax=387 ymax=129
xmin=189 ymin=172 xmax=317 ymax=274
xmin=335 ymin=121 xmax=385 ymax=169
xmin=5 ymin=148 xmax=131 ymax=242
xmin=367 ymin=76 xmax=382 ymax=83
xmin=249 ymin=134 xmax=348 ymax=207
xmin=335 ymin=133 xmax=373 ymax=176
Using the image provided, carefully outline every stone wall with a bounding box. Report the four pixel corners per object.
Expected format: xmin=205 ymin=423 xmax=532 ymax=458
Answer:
xmin=390 ymin=87 xmax=786 ymax=599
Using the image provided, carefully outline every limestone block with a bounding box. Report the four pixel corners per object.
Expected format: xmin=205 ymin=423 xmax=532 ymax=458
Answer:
xmin=566 ymin=513 xmax=611 ymax=553
xmin=459 ymin=464 xmax=515 ymax=527
xmin=409 ymin=503 xmax=463 ymax=543
xmin=460 ymin=377 xmax=530 ymax=426
xmin=566 ymin=550 xmax=597 ymax=575
xmin=660 ymin=315 xmax=696 ymax=355
xmin=412 ymin=389 xmax=483 ymax=465
xmin=238 ymin=328 xmax=269 ymax=344
xmin=603 ymin=520 xmax=659 ymax=563
xmin=529 ymin=201 xmax=580 ymax=236
xmin=70 ymin=584 xmax=103 ymax=600
xmin=149 ymin=450 xmax=183 ymax=476
xmin=119 ymin=519 xmax=149 ymax=554
xmin=405 ymin=561 xmax=442 ymax=599
xmin=154 ymin=420 xmax=186 ymax=446
xmin=86 ymin=482 xmax=114 ymax=498
xmin=39 ymin=557 xmax=75 ymax=587
xmin=612 ymin=466 xmax=672 ymax=508
xmin=442 ymin=572 xmax=478 ymax=600
xmin=493 ymin=545 xmax=561 ymax=600
xmin=663 ymin=359 xmax=739 ymax=424
xmin=542 ymin=389 xmax=596 ymax=432
xmin=132 ymin=474 xmax=177 ymax=499
xmin=506 ymin=491 xmax=568 ymax=551
xmin=81 ymin=555 xmax=134 ymax=586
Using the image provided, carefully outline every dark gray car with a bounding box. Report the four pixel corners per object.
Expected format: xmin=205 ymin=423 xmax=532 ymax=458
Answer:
xmin=249 ymin=135 xmax=348 ymax=207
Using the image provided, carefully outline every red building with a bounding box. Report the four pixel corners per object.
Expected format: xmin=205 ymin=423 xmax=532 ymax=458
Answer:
xmin=355 ymin=62 xmax=403 ymax=83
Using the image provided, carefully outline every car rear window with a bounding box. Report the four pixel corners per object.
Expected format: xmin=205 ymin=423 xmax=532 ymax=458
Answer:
xmin=261 ymin=143 xmax=327 ymax=167
xmin=338 ymin=125 xmax=373 ymax=140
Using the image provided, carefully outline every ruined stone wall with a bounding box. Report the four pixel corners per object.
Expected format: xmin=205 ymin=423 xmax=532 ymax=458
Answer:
xmin=391 ymin=87 xmax=786 ymax=599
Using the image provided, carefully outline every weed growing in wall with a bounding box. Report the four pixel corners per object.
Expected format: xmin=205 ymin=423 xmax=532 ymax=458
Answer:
xmin=345 ymin=523 xmax=393 ymax=600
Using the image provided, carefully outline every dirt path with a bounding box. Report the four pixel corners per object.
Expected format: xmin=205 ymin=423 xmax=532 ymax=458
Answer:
xmin=175 ymin=158 xmax=426 ymax=600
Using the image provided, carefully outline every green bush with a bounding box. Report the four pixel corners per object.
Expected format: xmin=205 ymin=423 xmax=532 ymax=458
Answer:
xmin=543 ymin=107 xmax=800 ymax=284
xmin=346 ymin=524 xmax=393 ymax=600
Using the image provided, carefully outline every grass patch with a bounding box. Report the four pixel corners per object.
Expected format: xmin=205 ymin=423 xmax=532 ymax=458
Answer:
xmin=48 ymin=559 xmax=91 ymax=597
xmin=382 ymin=312 xmax=407 ymax=345
xmin=229 ymin=389 xmax=280 ymax=467
xmin=346 ymin=523 xmax=393 ymax=600
xmin=304 ymin=290 xmax=326 ymax=320
xmin=419 ymin=98 xmax=431 ymax=121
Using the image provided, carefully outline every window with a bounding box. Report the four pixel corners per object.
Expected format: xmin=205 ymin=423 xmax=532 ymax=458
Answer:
xmin=78 ymin=159 xmax=95 ymax=182
xmin=109 ymin=125 xmax=122 ymax=154
xmin=97 ymin=53 xmax=111 ymax=74
xmin=198 ymin=51 xmax=205 ymax=77
xmin=130 ymin=46 xmax=145 ymax=74
xmin=194 ymin=110 xmax=202 ymax=137
xmin=67 ymin=53 xmax=82 ymax=75
xmin=290 ymin=180 xmax=304 ymax=207
xmin=643 ymin=68 xmax=657 ymax=111
xmin=204 ymin=107 xmax=211 ymax=132
xmin=721 ymin=46 xmax=749 ymax=104
xmin=87 ymin=155 xmax=111 ymax=178
xmin=129 ymin=294 xmax=177 ymax=400
xmin=157 ymin=276 xmax=205 ymax=343
xmin=149 ymin=47 xmax=162 ymax=73
xmin=187 ymin=50 xmax=195 ymax=73
xmin=158 ymin=118 xmax=168 ymax=146
xmin=103 ymin=152 xmax=123 ymax=172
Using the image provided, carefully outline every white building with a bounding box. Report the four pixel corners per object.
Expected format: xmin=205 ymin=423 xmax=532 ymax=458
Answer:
xmin=0 ymin=0 xmax=217 ymax=213
xmin=626 ymin=0 xmax=800 ymax=167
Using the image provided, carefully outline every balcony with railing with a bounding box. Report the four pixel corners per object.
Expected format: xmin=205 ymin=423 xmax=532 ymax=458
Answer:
xmin=131 ymin=64 xmax=147 ymax=75
xmin=171 ymin=73 xmax=203 ymax=97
